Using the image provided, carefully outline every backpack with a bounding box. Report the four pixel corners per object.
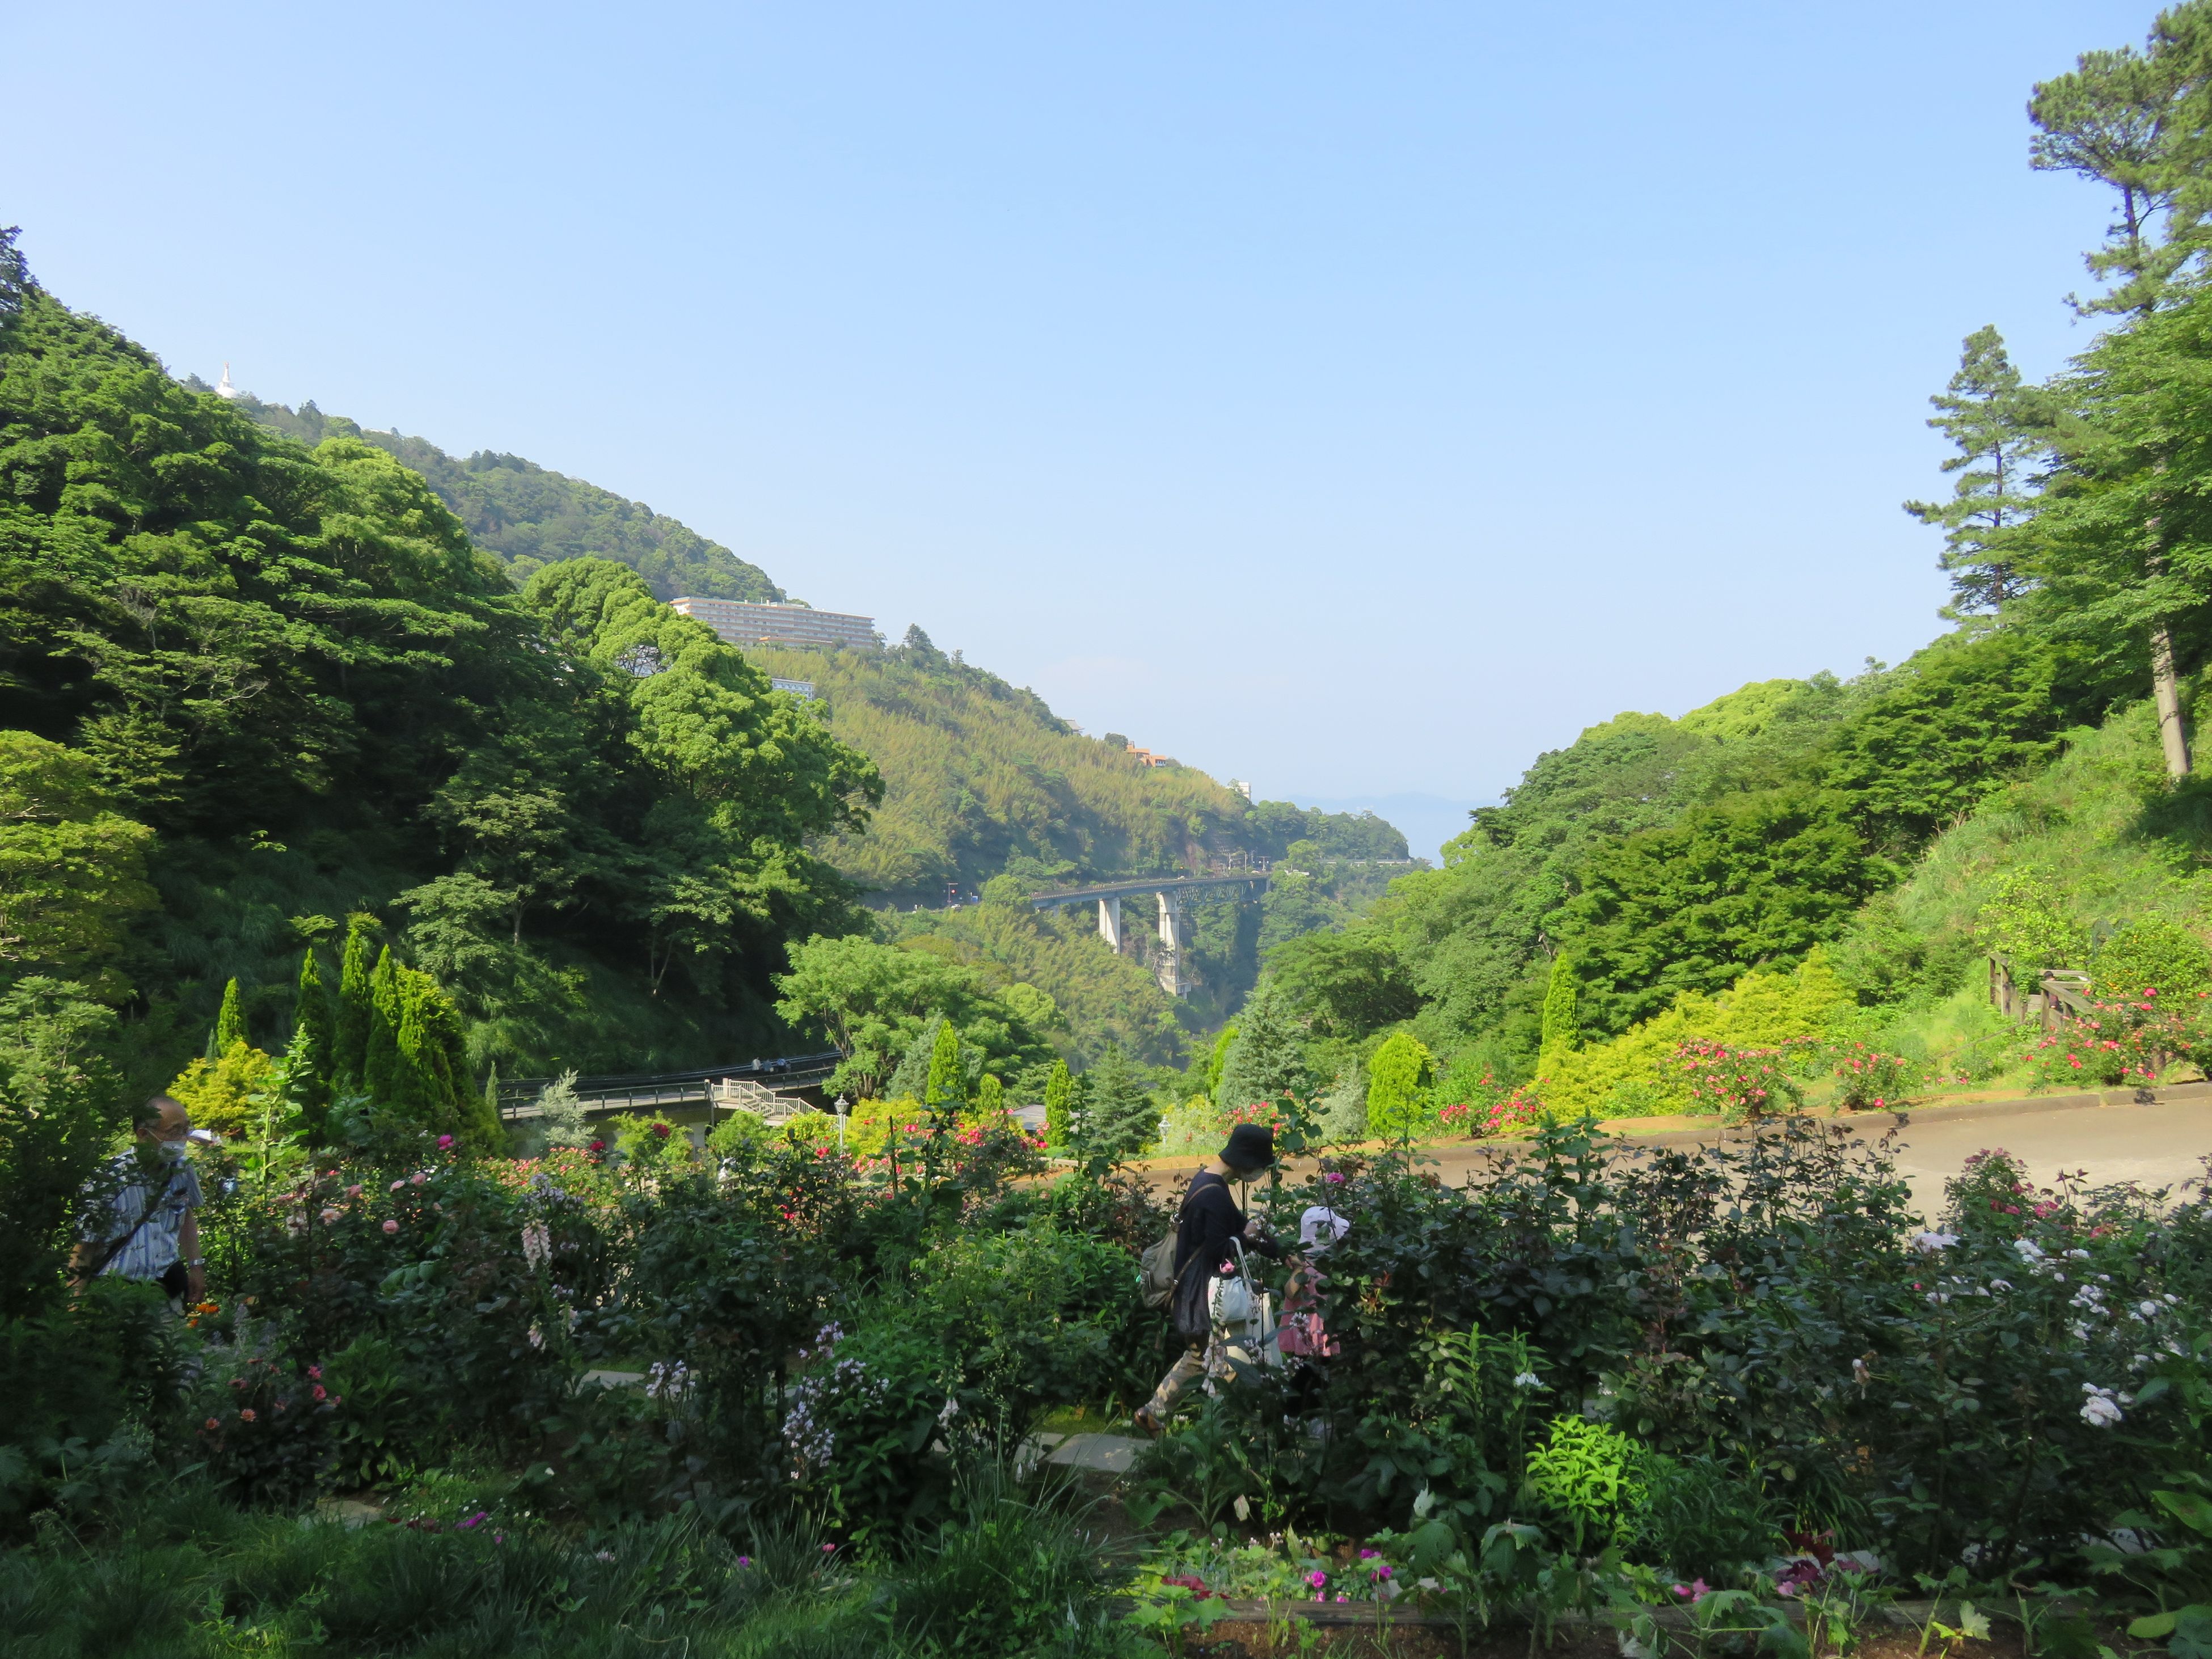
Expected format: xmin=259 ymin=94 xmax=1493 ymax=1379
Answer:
xmin=1139 ymin=1225 xmax=1180 ymax=1310
xmin=1141 ymin=1173 xmax=1222 ymax=1310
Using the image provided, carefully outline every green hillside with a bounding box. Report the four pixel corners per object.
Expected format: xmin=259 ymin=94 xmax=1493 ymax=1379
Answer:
xmin=744 ymin=632 xmax=1405 ymax=901
xmin=212 ymin=391 xmax=786 ymax=603
xmin=2 ymin=269 xmax=877 ymax=1089
xmin=224 ymin=394 xmax=1411 ymax=894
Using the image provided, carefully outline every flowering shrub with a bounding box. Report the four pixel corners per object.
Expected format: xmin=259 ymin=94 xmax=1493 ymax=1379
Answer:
xmin=2033 ymin=987 xmax=2211 ymax=1088
xmin=780 ymin=1321 xmax=952 ymax=1532
xmin=1436 ymin=1073 xmax=1544 ymax=1138
xmin=918 ymin=1222 xmax=1151 ymax=1420
xmin=1668 ymin=1038 xmax=1809 ymax=1121
xmin=1828 ymin=1042 xmax=1920 ymax=1111
xmin=1146 ymin=1117 xmax=2212 ymax=1584
xmin=189 ymin=1308 xmax=344 ymax=1506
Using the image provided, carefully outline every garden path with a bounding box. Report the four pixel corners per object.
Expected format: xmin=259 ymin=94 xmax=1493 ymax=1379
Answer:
xmin=1134 ymin=1088 xmax=2212 ymax=1223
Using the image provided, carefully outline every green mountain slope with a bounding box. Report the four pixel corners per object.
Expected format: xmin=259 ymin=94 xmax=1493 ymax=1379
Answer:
xmin=213 ymin=391 xmax=785 ymax=603
xmin=1271 ymin=625 xmax=2118 ymax=1084
xmin=745 ymin=630 xmax=1404 ymax=902
xmin=2 ymin=281 xmax=876 ymax=1090
xmin=212 ymin=392 xmax=1408 ymax=1052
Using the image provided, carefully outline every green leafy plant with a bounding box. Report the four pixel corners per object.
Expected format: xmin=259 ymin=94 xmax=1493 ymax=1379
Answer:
xmin=1525 ymin=1415 xmax=1653 ymax=1551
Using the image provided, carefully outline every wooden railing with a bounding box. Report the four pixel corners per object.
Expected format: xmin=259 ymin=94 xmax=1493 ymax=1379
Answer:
xmin=1989 ymin=952 xmax=2093 ymax=1028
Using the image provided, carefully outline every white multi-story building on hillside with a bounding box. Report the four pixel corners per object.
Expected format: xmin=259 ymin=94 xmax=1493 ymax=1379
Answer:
xmin=670 ymin=598 xmax=882 ymax=652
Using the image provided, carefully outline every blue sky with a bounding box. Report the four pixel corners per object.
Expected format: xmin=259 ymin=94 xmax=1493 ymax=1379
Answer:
xmin=4 ymin=1 xmax=2158 ymax=856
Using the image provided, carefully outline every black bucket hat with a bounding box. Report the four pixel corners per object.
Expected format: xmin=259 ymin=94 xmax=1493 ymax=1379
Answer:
xmin=1219 ymin=1123 xmax=1276 ymax=1174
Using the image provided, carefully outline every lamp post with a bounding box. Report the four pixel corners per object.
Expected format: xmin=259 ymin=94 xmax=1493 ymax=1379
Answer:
xmin=833 ymin=1095 xmax=849 ymax=1159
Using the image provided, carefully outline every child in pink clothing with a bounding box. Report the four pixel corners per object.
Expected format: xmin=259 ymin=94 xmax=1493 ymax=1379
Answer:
xmin=1278 ymin=1205 xmax=1346 ymax=1359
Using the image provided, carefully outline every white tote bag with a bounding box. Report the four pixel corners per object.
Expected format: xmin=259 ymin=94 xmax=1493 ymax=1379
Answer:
xmin=1209 ymin=1239 xmax=1281 ymax=1374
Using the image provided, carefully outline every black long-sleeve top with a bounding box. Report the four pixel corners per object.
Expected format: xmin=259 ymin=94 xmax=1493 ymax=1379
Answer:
xmin=1173 ymin=1170 xmax=1285 ymax=1278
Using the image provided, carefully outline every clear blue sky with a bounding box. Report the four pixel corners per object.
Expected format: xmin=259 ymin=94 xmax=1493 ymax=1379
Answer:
xmin=3 ymin=1 xmax=2158 ymax=855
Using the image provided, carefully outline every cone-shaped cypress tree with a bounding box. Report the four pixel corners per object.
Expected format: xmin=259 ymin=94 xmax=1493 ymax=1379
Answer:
xmin=214 ymin=977 xmax=246 ymax=1052
xmin=362 ymin=947 xmax=402 ymax=1105
xmin=292 ymin=951 xmax=335 ymax=1140
xmin=333 ymin=917 xmax=377 ymax=1094
xmin=392 ymin=970 xmax=447 ymax=1127
xmin=1043 ymin=1059 xmax=1074 ymax=1151
xmin=1538 ymin=954 xmax=1579 ymax=1062
xmin=924 ymin=1019 xmax=963 ymax=1108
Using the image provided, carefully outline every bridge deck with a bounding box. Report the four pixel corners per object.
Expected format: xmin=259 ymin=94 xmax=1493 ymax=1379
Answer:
xmin=497 ymin=1051 xmax=842 ymax=1118
xmin=1029 ymin=872 xmax=1269 ymax=908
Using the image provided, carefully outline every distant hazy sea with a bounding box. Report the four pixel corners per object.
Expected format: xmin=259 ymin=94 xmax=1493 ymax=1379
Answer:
xmin=1286 ymin=792 xmax=1488 ymax=867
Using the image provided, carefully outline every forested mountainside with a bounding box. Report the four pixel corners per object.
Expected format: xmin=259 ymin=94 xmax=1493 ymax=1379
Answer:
xmin=226 ymin=396 xmax=1408 ymax=915
xmin=2 ymin=269 xmax=878 ymax=1090
xmin=210 ymin=395 xmax=1412 ymax=1069
xmin=1266 ymin=42 xmax=2212 ymax=1105
xmin=210 ymin=391 xmax=786 ymax=604
xmin=1276 ymin=625 xmax=2110 ymax=1081
xmin=744 ymin=632 xmax=1406 ymax=905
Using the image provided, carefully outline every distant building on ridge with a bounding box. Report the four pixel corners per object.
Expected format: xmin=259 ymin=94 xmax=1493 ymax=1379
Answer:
xmin=215 ymin=364 xmax=244 ymax=400
xmin=672 ymin=597 xmax=883 ymax=652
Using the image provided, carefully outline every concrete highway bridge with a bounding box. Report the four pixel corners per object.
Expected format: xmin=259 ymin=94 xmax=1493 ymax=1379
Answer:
xmin=1029 ymin=871 xmax=1273 ymax=997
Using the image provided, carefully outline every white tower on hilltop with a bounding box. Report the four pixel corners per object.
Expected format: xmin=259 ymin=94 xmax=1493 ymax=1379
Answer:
xmin=214 ymin=363 xmax=243 ymax=400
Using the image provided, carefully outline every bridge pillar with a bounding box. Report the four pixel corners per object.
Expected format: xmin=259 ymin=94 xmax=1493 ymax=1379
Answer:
xmin=1097 ymin=896 xmax=1122 ymax=953
xmin=1154 ymin=890 xmax=1184 ymax=998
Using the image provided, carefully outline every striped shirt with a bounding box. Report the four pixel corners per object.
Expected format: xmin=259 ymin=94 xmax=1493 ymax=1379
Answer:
xmin=79 ymin=1153 xmax=202 ymax=1281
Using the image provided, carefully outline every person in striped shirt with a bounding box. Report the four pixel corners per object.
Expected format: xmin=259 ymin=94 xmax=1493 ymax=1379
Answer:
xmin=69 ymin=1095 xmax=206 ymax=1305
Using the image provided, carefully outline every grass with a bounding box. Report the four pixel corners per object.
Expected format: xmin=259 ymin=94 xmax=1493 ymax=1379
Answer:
xmin=0 ymin=1459 xmax=1146 ymax=1659
xmin=1893 ymin=696 xmax=2212 ymax=953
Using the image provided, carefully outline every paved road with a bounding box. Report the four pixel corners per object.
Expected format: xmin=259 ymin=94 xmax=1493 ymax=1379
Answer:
xmin=1870 ymin=1097 xmax=2212 ymax=1219
xmin=1138 ymin=1096 xmax=2212 ymax=1225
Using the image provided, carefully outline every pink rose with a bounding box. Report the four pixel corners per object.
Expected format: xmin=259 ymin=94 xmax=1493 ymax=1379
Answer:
xmin=382 ymin=1219 xmax=400 ymax=1235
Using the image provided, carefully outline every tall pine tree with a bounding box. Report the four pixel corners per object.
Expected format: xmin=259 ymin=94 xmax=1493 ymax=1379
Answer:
xmin=1905 ymin=327 xmax=2049 ymax=617
xmin=1214 ymin=985 xmax=1312 ymax=1110
xmin=1081 ymin=1043 xmax=1156 ymax=1158
xmin=2030 ymin=32 xmax=2194 ymax=315
xmin=2017 ymin=289 xmax=2212 ymax=779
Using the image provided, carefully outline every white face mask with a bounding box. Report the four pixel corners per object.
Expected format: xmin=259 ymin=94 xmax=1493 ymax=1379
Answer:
xmin=157 ymin=1138 xmax=190 ymax=1162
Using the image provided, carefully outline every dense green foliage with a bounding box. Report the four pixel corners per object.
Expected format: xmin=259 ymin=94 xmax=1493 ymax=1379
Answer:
xmin=1265 ymin=634 xmax=2093 ymax=1089
xmin=745 ymin=631 xmax=1405 ymax=910
xmin=0 ymin=275 xmax=879 ymax=1088
xmin=226 ymin=392 xmax=786 ymax=603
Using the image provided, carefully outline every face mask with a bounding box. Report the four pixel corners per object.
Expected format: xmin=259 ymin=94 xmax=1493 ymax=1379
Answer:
xmin=157 ymin=1139 xmax=189 ymax=1162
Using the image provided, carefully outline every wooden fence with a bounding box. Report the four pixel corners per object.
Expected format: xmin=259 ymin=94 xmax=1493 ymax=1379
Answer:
xmin=1988 ymin=952 xmax=2093 ymax=1029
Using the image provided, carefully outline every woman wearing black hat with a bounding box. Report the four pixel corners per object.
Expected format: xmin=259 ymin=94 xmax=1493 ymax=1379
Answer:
xmin=1133 ymin=1122 xmax=1287 ymax=1436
